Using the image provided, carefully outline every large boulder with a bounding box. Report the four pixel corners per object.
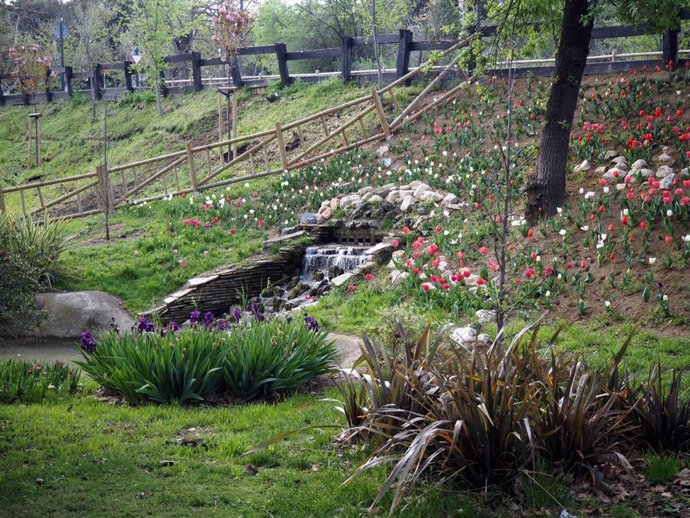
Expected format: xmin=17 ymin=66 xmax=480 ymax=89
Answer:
xmin=26 ymin=291 xmax=134 ymax=338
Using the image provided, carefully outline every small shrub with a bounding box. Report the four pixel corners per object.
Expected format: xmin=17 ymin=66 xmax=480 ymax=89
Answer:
xmin=341 ymin=321 xmax=634 ymax=513
xmin=0 ymin=360 xmax=80 ymax=403
xmin=77 ymin=330 xmax=224 ymax=405
xmin=77 ymin=315 xmax=336 ymax=405
xmin=222 ymin=318 xmax=337 ymax=401
xmin=644 ymin=454 xmax=680 ymax=484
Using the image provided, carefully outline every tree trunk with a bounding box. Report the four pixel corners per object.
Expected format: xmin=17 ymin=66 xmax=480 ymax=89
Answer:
xmin=155 ymin=81 xmax=163 ymax=116
xmin=525 ymin=0 xmax=593 ymax=222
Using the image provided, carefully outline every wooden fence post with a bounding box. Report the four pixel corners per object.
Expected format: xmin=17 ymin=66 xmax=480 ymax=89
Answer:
xmin=0 ymin=189 xmax=5 ymax=214
xmin=191 ymin=52 xmax=203 ymax=91
xmin=275 ymin=43 xmax=292 ymax=86
xmin=186 ymin=142 xmax=198 ymax=191
xmin=45 ymin=68 xmax=53 ymax=103
xmin=123 ymin=60 xmax=134 ymax=92
xmin=371 ymin=88 xmax=390 ymax=138
xmin=275 ymin=122 xmax=289 ymax=169
xmin=63 ymin=66 xmax=73 ymax=96
xmin=93 ymin=63 xmax=103 ymax=100
xmin=159 ymin=70 xmax=169 ymax=96
xmin=230 ymin=58 xmax=244 ymax=88
xmin=396 ymin=29 xmax=413 ymax=83
xmin=663 ymin=29 xmax=679 ymax=68
xmin=341 ymin=36 xmax=354 ymax=84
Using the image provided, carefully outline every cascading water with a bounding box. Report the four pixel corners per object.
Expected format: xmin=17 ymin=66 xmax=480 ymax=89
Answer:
xmin=300 ymin=245 xmax=370 ymax=282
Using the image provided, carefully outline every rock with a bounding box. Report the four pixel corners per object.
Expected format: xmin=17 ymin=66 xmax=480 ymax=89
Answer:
xmin=573 ymin=160 xmax=591 ymax=173
xmin=450 ymin=326 xmax=477 ymax=345
xmin=610 ymin=156 xmax=628 ymax=169
xmin=638 ymin=168 xmax=654 ymax=179
xmin=409 ymin=180 xmax=423 ymax=190
xmin=299 ymin=213 xmax=318 ymax=225
xmin=477 ymin=333 xmax=491 ymax=344
xmin=442 ymin=193 xmax=460 ymax=206
xmin=379 ymin=157 xmax=395 ymax=168
xmin=368 ymin=194 xmax=384 ymax=204
xmin=374 ymin=183 xmax=396 ymax=198
xmin=331 ymin=272 xmax=354 ymax=287
xmin=365 ymin=242 xmax=393 ymax=262
xmin=385 ymin=191 xmax=401 ymax=204
xmin=419 ymin=191 xmax=444 ymax=202
xmin=475 ymin=309 xmax=496 ymax=324
xmin=390 ymin=270 xmax=409 ymax=285
xmin=616 ymin=183 xmax=626 ymax=191
xmin=400 ymin=195 xmax=417 ymax=212
xmin=603 ymin=167 xmax=625 ymax=180
xmin=604 ymin=150 xmax=618 ymax=160
xmin=19 ymin=291 xmax=134 ymax=339
xmin=655 ymin=152 xmax=675 ymax=165
xmin=660 ymin=173 xmax=676 ymax=190
xmin=280 ymin=226 xmax=299 ymax=236
xmin=594 ymin=166 xmax=606 ymax=175
xmin=375 ymin=144 xmax=389 ymax=157
xmin=681 ymin=168 xmax=689 ymax=178
xmin=340 ymin=194 xmax=362 ymax=209
xmin=656 ymin=165 xmax=674 ymax=178
xmin=413 ymin=183 xmax=431 ymax=198
xmin=357 ymin=186 xmax=373 ymax=196
xmin=631 ymin=159 xmax=648 ymax=171
xmin=330 ymin=197 xmax=340 ymax=212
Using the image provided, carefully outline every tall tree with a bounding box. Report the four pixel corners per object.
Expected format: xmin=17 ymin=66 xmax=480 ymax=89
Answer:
xmin=508 ymin=0 xmax=689 ymax=220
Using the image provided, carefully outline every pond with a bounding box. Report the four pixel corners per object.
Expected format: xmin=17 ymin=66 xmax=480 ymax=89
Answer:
xmin=0 ymin=337 xmax=82 ymax=364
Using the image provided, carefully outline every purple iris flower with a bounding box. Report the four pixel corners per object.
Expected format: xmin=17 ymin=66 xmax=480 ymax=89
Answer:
xmin=229 ymin=307 xmax=242 ymax=324
xmin=304 ymin=316 xmax=319 ymax=332
xmin=80 ymin=331 xmax=96 ymax=353
xmin=137 ymin=317 xmax=155 ymax=333
xmin=203 ymin=311 xmax=215 ymax=327
xmin=190 ymin=310 xmax=201 ymax=325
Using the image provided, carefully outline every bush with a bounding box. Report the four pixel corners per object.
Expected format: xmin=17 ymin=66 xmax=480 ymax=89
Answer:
xmin=77 ymin=317 xmax=337 ymax=405
xmin=0 ymin=360 xmax=80 ymax=403
xmin=222 ymin=319 xmax=337 ymax=401
xmin=341 ymin=322 xmax=635 ymax=513
xmin=0 ymin=215 xmax=72 ymax=337
xmin=77 ymin=330 xmax=225 ymax=405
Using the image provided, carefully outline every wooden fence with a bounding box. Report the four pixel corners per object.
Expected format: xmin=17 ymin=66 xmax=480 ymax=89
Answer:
xmin=0 ymin=39 xmax=471 ymax=221
xmin=1 ymin=12 xmax=689 ymax=106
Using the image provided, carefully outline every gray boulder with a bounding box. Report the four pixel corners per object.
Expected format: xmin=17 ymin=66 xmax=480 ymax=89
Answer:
xmin=26 ymin=291 xmax=133 ymax=338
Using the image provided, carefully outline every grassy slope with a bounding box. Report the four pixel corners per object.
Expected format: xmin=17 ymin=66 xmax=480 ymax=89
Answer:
xmin=0 ymin=80 xmax=376 ymax=312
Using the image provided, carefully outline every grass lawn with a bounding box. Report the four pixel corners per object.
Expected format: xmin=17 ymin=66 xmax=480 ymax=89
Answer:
xmin=0 ymin=387 xmax=500 ymax=518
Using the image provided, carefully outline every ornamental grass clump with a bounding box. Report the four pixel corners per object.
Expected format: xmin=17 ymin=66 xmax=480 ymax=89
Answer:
xmin=341 ymin=322 xmax=639 ymax=514
xmin=0 ymin=360 xmax=80 ymax=404
xmin=221 ymin=318 xmax=337 ymax=401
xmin=77 ymin=314 xmax=336 ymax=405
xmin=77 ymin=330 xmax=224 ymax=405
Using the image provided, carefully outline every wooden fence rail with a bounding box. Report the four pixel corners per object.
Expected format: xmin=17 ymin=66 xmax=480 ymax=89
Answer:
xmin=2 ymin=11 xmax=689 ymax=106
xmin=0 ymin=39 xmax=467 ymax=221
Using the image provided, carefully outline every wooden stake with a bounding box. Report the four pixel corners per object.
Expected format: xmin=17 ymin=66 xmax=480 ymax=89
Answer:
xmin=186 ymin=142 xmax=198 ymax=192
xmin=37 ymin=186 xmax=45 ymax=213
xmin=371 ymin=88 xmax=390 ymax=137
xmin=275 ymin=122 xmax=289 ymax=170
xmin=0 ymin=189 xmax=5 ymax=213
xmin=231 ymin=93 xmax=238 ymax=158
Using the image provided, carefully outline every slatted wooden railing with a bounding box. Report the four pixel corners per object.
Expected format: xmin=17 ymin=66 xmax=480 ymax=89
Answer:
xmin=0 ymin=39 xmax=470 ymax=221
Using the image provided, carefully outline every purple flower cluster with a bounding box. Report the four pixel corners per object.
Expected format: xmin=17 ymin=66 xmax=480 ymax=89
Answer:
xmin=304 ymin=316 xmax=319 ymax=332
xmin=80 ymin=331 xmax=96 ymax=353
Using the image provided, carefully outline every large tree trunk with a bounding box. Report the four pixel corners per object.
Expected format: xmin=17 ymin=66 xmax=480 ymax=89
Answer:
xmin=525 ymin=0 xmax=593 ymax=222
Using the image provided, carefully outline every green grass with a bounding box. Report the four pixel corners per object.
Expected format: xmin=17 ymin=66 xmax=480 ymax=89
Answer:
xmin=0 ymin=389 xmax=504 ymax=518
xmin=55 ymin=205 xmax=264 ymax=312
xmin=645 ymin=455 xmax=681 ymax=484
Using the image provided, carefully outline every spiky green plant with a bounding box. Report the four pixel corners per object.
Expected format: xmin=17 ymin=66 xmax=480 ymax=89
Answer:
xmin=0 ymin=359 xmax=80 ymax=403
